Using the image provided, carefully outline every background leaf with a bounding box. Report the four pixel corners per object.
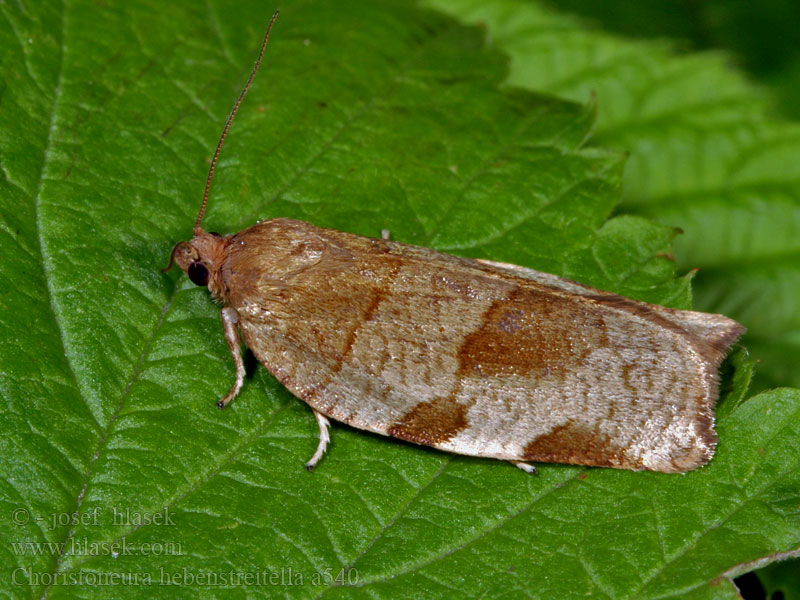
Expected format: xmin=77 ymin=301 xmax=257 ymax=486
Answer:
xmin=541 ymin=0 xmax=800 ymax=121
xmin=756 ymin=558 xmax=800 ymax=600
xmin=1 ymin=0 xmax=797 ymax=598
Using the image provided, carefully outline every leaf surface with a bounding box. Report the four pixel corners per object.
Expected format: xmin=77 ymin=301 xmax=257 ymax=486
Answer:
xmin=1 ymin=1 xmax=797 ymax=599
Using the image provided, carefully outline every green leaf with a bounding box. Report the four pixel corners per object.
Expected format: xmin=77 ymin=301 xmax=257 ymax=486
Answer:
xmin=756 ymin=557 xmax=800 ymax=600
xmin=541 ymin=0 xmax=800 ymax=121
xmin=1 ymin=1 xmax=797 ymax=599
xmin=427 ymin=0 xmax=800 ymax=394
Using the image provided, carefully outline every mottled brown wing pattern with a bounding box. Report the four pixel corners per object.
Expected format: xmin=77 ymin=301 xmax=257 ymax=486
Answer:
xmin=221 ymin=219 xmax=744 ymax=473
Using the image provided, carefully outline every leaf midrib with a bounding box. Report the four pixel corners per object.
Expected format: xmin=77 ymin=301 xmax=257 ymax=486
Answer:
xmin=27 ymin=1 xmax=88 ymax=597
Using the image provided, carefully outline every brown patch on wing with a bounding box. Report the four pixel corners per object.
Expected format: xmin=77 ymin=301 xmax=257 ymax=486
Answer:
xmin=387 ymin=396 xmax=468 ymax=446
xmin=338 ymin=288 xmax=386 ymax=363
xmin=333 ymin=258 xmax=402 ymax=371
xmin=522 ymin=421 xmax=629 ymax=468
xmin=457 ymin=288 xmax=608 ymax=379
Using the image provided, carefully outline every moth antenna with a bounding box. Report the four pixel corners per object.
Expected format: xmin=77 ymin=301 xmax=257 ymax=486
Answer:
xmin=194 ymin=9 xmax=280 ymax=235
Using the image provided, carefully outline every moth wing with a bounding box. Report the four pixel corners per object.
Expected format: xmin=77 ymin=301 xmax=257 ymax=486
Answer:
xmin=230 ymin=222 xmax=742 ymax=473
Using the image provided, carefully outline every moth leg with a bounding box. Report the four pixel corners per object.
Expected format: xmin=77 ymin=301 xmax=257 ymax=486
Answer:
xmin=512 ymin=461 xmax=537 ymax=475
xmin=304 ymin=409 xmax=331 ymax=471
xmin=217 ymin=306 xmax=245 ymax=409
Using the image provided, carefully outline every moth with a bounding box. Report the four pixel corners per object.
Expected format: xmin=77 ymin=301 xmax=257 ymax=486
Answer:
xmin=166 ymin=11 xmax=745 ymax=474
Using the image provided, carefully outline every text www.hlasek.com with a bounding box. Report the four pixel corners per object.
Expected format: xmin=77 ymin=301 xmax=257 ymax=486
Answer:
xmin=11 ymin=537 xmax=181 ymax=557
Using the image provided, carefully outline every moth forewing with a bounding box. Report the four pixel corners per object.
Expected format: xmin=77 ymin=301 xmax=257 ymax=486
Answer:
xmin=226 ymin=220 xmax=744 ymax=473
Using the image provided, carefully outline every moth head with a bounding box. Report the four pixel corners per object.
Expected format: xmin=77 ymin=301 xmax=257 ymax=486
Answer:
xmin=165 ymin=231 xmax=229 ymax=296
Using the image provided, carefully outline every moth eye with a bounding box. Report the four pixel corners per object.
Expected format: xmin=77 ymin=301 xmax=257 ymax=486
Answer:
xmin=188 ymin=262 xmax=210 ymax=287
